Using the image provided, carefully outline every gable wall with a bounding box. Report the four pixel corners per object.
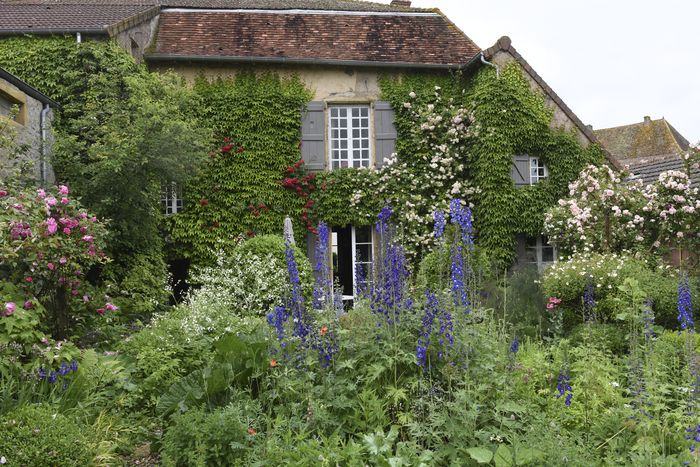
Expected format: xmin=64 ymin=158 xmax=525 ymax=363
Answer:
xmin=490 ymin=50 xmax=590 ymax=147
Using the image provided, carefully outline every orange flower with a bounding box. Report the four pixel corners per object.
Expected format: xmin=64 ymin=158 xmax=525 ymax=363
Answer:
xmin=247 ymin=427 xmax=257 ymax=435
xmin=270 ymin=359 xmax=278 ymax=367
xmin=320 ymin=325 xmax=328 ymax=336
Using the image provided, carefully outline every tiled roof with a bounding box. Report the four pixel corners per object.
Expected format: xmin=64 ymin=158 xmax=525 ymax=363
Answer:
xmin=628 ymin=156 xmax=700 ymax=187
xmin=594 ymin=117 xmax=690 ymax=164
xmin=147 ymin=9 xmax=480 ymax=67
xmin=3 ymin=0 xmax=421 ymax=12
xmin=0 ymin=3 xmax=157 ymax=33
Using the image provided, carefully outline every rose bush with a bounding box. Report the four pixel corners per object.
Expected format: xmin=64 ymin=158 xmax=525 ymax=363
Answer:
xmin=0 ymin=184 xmax=110 ymax=339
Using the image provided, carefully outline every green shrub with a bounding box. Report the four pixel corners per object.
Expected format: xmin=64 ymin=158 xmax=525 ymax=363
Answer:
xmin=160 ymin=404 xmax=255 ymax=466
xmin=542 ymin=253 xmax=696 ymax=328
xmin=0 ymin=404 xmax=94 ymax=466
xmin=569 ymin=323 xmax=628 ymax=355
xmin=237 ymin=234 xmax=312 ymax=284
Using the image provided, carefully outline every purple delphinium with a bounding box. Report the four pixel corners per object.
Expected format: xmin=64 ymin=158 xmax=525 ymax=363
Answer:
xmin=285 ymin=241 xmax=311 ymax=346
xmin=450 ymin=198 xmax=474 ymax=248
xmin=434 ymin=210 xmax=445 ymax=240
xmin=686 ymin=424 xmax=700 ymax=452
xmin=583 ymin=281 xmax=596 ymax=321
xmin=355 ymin=262 xmax=367 ymax=299
xmin=678 ymin=273 xmax=694 ymax=334
xmin=312 ymin=222 xmax=333 ymax=308
xmin=510 ymin=337 xmax=520 ymax=354
xmin=642 ymin=299 xmax=656 ymax=342
xmin=376 ymin=205 xmax=393 ymax=236
xmin=627 ymin=352 xmax=651 ymax=420
xmin=416 ymin=291 xmax=439 ymax=369
xmin=450 ymin=242 xmax=468 ymax=309
xmin=267 ymin=304 xmax=288 ymax=350
xmin=556 ymin=370 xmax=573 ymax=407
xmin=48 ymin=371 xmax=58 ymax=384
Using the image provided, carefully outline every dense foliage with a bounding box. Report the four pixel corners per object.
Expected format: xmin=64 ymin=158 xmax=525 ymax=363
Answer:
xmin=168 ymin=73 xmax=312 ymax=264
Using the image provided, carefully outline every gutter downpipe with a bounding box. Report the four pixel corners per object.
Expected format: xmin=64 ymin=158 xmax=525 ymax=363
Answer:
xmin=40 ymin=104 xmax=50 ymax=187
xmin=480 ymin=52 xmax=500 ymax=78
xmin=76 ymin=32 xmax=82 ymax=43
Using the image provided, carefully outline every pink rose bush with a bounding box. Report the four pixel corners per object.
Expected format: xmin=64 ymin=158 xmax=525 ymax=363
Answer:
xmin=545 ymin=150 xmax=700 ymax=256
xmin=0 ymin=184 xmax=109 ymax=339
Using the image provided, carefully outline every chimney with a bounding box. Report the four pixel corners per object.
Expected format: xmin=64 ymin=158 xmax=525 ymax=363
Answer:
xmin=586 ymin=124 xmax=593 ymax=130
xmin=643 ymin=116 xmax=651 ymax=123
xmin=390 ymin=0 xmax=412 ymax=6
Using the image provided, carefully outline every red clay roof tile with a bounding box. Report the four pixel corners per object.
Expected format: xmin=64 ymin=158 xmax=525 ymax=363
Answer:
xmin=150 ymin=10 xmax=480 ymax=66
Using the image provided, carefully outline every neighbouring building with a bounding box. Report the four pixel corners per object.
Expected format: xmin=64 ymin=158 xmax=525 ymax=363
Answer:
xmin=0 ymin=0 xmax=618 ymax=294
xmin=0 ymin=66 xmax=58 ymax=184
xmin=594 ymin=116 xmax=691 ymax=168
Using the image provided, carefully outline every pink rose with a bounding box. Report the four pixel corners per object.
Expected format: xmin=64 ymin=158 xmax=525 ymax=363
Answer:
xmin=46 ymin=197 xmax=58 ymax=206
xmin=59 ymin=257 xmax=67 ymax=265
xmin=63 ymin=227 xmax=71 ymax=235
xmin=47 ymin=262 xmax=55 ymax=271
xmin=23 ymin=300 xmax=34 ymax=310
xmin=81 ymin=235 xmax=94 ymax=242
xmin=0 ymin=190 xmax=7 ymax=197
xmin=4 ymin=302 xmax=16 ymax=316
xmin=37 ymin=189 xmax=46 ymax=198
xmin=104 ymin=302 xmax=118 ymax=312
xmin=61 ymin=197 xmax=69 ymax=205
xmin=25 ymin=276 xmax=33 ymax=282
xmin=46 ymin=217 xmax=58 ymax=235
xmin=96 ymin=308 xmax=105 ymax=315
xmin=58 ymin=185 xmax=69 ymax=195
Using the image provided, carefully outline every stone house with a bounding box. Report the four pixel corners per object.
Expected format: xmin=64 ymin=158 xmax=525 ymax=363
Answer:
xmin=0 ymin=0 xmax=618 ymax=294
xmin=0 ymin=66 xmax=58 ymax=184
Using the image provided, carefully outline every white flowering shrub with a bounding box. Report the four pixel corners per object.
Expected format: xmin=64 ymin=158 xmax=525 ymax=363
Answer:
xmin=348 ymin=86 xmax=479 ymax=259
xmin=188 ymin=250 xmax=289 ymax=319
xmin=542 ymin=252 xmax=694 ymax=326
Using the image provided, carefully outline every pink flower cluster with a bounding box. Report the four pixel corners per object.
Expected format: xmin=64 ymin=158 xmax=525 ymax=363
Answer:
xmin=96 ymin=302 xmax=118 ymax=315
xmin=546 ymin=297 xmax=562 ymax=310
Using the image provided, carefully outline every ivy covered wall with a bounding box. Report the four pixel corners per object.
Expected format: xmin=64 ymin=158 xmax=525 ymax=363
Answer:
xmin=0 ymin=36 xmax=603 ymax=271
xmin=168 ymin=73 xmax=312 ymax=263
xmin=311 ymin=64 xmax=603 ymax=266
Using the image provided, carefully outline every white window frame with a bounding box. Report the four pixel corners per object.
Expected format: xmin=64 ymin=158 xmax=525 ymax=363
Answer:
xmin=161 ymin=182 xmax=183 ymax=215
xmin=328 ymin=105 xmax=371 ymax=170
xmin=529 ymin=156 xmax=548 ymax=185
xmin=526 ymin=235 xmax=557 ymax=272
xmin=351 ymin=225 xmax=374 ymax=297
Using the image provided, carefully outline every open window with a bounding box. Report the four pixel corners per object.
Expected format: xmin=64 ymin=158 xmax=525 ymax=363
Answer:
xmin=523 ymin=235 xmax=557 ymax=272
xmin=330 ymin=225 xmax=374 ymax=305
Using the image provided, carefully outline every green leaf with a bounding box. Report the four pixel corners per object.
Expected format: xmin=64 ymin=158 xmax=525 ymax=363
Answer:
xmin=494 ymin=445 xmax=513 ymax=467
xmin=466 ymin=446 xmax=493 ymax=464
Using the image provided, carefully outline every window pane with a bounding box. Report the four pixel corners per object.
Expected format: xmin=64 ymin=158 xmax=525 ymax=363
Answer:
xmin=355 ymin=226 xmax=371 ymax=243
xmin=356 ymin=245 xmax=372 ymax=262
xmin=542 ymin=247 xmax=554 ymax=263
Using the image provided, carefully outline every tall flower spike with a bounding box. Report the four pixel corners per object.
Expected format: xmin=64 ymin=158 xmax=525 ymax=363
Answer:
xmin=678 ymin=273 xmax=694 ymax=334
xmin=556 ymin=370 xmax=573 ymax=407
xmin=312 ymin=222 xmax=333 ymax=308
xmin=434 ymin=210 xmax=445 ymax=240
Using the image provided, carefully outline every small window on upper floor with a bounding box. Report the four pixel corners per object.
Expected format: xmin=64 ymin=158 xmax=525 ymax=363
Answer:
xmin=329 ymin=105 xmax=371 ymax=169
xmin=0 ymin=91 xmax=23 ymax=125
xmin=529 ymin=156 xmax=548 ymax=184
xmin=161 ymin=182 xmax=183 ymax=215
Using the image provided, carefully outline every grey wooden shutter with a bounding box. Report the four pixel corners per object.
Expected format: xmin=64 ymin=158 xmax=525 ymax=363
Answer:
xmin=301 ymin=101 xmax=326 ymax=171
xmin=374 ymin=101 xmax=397 ymax=168
xmin=511 ymin=154 xmax=530 ymax=187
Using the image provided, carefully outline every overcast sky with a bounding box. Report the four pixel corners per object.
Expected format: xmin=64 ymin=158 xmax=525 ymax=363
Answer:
xmin=384 ymin=0 xmax=700 ymax=144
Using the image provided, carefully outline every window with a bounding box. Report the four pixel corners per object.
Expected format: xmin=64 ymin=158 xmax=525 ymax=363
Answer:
xmin=0 ymin=91 xmax=23 ymax=124
xmin=331 ymin=225 xmax=374 ymax=303
xmin=329 ymin=106 xmax=370 ymax=169
xmin=161 ymin=182 xmax=183 ymax=215
xmin=529 ymin=156 xmax=548 ymax=184
xmin=525 ymin=235 xmax=556 ymax=271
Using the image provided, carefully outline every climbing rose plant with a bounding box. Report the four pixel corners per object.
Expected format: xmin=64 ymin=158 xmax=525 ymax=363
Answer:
xmin=545 ymin=150 xmax=700 ymax=257
xmin=0 ymin=184 xmax=110 ymax=339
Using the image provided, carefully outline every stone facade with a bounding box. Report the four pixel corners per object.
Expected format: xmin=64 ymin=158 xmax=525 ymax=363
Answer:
xmin=0 ymin=72 xmax=55 ymax=184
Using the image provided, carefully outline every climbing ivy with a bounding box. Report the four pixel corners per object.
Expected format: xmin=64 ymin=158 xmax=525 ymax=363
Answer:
xmin=167 ymin=73 xmax=312 ymax=264
xmin=313 ymin=64 xmax=603 ymax=266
